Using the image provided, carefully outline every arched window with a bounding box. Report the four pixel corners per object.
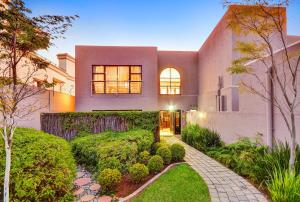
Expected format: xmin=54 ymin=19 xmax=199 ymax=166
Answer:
xmin=160 ymin=68 xmax=180 ymax=95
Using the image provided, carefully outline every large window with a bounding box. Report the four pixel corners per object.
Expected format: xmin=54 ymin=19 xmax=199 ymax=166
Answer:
xmin=160 ymin=68 xmax=180 ymax=95
xmin=92 ymin=65 xmax=142 ymax=94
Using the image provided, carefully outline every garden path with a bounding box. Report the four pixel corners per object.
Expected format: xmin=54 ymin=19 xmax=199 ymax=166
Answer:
xmin=164 ymin=136 xmax=268 ymax=202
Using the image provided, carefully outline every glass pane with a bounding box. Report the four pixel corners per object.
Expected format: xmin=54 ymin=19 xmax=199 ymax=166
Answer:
xmin=160 ymin=81 xmax=170 ymax=87
xmin=130 ymin=82 xmax=142 ymax=93
xmin=131 ymin=74 xmax=141 ymax=81
xmin=118 ymin=82 xmax=129 ymax=93
xmin=93 ymin=66 xmax=104 ymax=73
xmin=106 ymin=66 xmax=118 ymax=81
xmin=171 ymin=81 xmax=180 ymax=87
xmin=131 ymin=66 xmax=141 ymax=73
xmin=93 ymin=74 xmax=104 ymax=81
xmin=170 ymin=87 xmax=180 ymax=94
xmin=160 ymin=87 xmax=168 ymax=94
xmin=106 ymin=82 xmax=118 ymax=93
xmin=93 ymin=82 xmax=104 ymax=94
xmin=170 ymin=68 xmax=180 ymax=78
xmin=118 ymin=66 xmax=129 ymax=81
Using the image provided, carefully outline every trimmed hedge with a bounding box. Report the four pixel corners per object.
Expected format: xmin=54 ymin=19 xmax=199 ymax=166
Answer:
xmin=0 ymin=128 xmax=76 ymax=201
xmin=41 ymin=111 xmax=160 ymax=141
xmin=171 ymin=144 xmax=185 ymax=162
xmin=182 ymin=124 xmax=222 ymax=152
xmin=97 ymin=168 xmax=121 ymax=192
xmin=129 ymin=163 xmax=149 ymax=183
xmin=71 ymin=130 xmax=154 ymax=173
xmin=148 ymin=155 xmax=164 ymax=174
xmin=156 ymin=146 xmax=172 ymax=165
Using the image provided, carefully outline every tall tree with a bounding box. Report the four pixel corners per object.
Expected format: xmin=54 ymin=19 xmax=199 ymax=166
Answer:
xmin=224 ymin=0 xmax=300 ymax=170
xmin=0 ymin=0 xmax=78 ymax=201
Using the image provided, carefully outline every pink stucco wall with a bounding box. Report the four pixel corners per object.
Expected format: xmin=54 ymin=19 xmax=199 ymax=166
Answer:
xmin=75 ymin=46 xmax=159 ymax=111
xmin=158 ymin=51 xmax=198 ymax=111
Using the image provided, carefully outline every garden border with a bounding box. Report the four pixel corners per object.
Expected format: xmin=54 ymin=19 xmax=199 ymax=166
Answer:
xmin=119 ymin=162 xmax=185 ymax=202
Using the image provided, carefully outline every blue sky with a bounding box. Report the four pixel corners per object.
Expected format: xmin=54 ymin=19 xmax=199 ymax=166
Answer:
xmin=24 ymin=0 xmax=300 ymax=64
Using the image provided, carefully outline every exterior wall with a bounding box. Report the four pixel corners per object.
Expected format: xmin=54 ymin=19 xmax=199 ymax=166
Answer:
xmin=18 ymin=91 xmax=75 ymax=129
xmin=158 ymin=51 xmax=198 ymax=111
xmin=75 ymin=46 xmax=158 ymax=111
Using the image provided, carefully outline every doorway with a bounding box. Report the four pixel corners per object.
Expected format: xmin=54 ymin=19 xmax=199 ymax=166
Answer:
xmin=160 ymin=110 xmax=181 ymax=136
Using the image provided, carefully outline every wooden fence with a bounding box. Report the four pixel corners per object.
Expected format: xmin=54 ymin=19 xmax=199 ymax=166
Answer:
xmin=40 ymin=111 xmax=160 ymax=141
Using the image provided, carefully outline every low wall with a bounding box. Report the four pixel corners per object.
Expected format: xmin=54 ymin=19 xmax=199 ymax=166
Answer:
xmin=41 ymin=111 xmax=160 ymax=141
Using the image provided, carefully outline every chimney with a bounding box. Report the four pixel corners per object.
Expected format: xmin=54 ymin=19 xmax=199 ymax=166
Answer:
xmin=57 ymin=53 xmax=75 ymax=77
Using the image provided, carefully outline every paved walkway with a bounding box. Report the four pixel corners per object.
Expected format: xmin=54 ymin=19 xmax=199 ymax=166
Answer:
xmin=164 ymin=136 xmax=268 ymax=202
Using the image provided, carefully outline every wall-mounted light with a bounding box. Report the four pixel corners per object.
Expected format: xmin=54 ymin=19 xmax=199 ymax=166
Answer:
xmin=199 ymin=112 xmax=207 ymax=119
xmin=168 ymin=105 xmax=175 ymax=111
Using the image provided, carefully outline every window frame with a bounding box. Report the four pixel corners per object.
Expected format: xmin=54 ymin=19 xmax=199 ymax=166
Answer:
xmin=92 ymin=65 xmax=142 ymax=94
xmin=159 ymin=67 xmax=181 ymax=95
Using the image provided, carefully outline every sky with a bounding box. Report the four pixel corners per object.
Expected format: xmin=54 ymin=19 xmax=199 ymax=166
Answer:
xmin=24 ymin=0 xmax=300 ymax=65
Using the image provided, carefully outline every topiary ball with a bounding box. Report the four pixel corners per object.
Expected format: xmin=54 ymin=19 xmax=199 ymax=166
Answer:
xmin=147 ymin=155 xmax=164 ymax=174
xmin=97 ymin=168 xmax=121 ymax=192
xmin=152 ymin=142 xmax=169 ymax=154
xmin=129 ymin=163 xmax=149 ymax=183
xmin=170 ymin=143 xmax=185 ymax=162
xmin=97 ymin=157 xmax=121 ymax=173
xmin=139 ymin=151 xmax=151 ymax=165
xmin=156 ymin=146 xmax=172 ymax=165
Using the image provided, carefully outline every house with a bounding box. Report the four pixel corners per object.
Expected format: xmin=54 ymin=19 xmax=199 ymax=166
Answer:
xmin=74 ymin=5 xmax=300 ymax=145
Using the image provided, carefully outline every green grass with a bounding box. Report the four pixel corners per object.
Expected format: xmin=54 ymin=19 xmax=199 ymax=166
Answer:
xmin=131 ymin=164 xmax=211 ymax=202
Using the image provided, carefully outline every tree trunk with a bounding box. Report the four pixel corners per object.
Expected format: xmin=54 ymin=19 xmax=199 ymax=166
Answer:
xmin=289 ymin=113 xmax=296 ymax=171
xmin=3 ymin=141 xmax=11 ymax=202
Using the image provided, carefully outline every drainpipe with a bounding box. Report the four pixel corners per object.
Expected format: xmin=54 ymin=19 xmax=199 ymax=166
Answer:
xmin=266 ymin=67 xmax=274 ymax=148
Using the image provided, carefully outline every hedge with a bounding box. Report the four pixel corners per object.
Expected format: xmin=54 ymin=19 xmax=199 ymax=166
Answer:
xmin=71 ymin=129 xmax=154 ymax=173
xmin=41 ymin=111 xmax=160 ymax=141
xmin=0 ymin=128 xmax=76 ymax=201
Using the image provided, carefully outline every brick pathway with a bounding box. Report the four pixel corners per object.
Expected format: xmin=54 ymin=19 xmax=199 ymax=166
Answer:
xmin=164 ymin=136 xmax=268 ymax=202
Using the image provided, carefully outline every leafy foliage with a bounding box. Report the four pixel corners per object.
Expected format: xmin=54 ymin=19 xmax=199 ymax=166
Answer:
xmin=0 ymin=128 xmax=76 ymax=201
xmin=147 ymin=155 xmax=164 ymax=174
xmin=182 ymin=124 xmax=222 ymax=152
xmin=97 ymin=157 xmax=121 ymax=174
xmin=156 ymin=146 xmax=172 ymax=165
xmin=97 ymin=168 xmax=121 ymax=193
xmin=129 ymin=163 xmax=149 ymax=183
xmin=71 ymin=130 xmax=154 ymax=173
xmin=151 ymin=141 xmax=170 ymax=154
xmin=138 ymin=151 xmax=151 ymax=165
xmin=170 ymin=144 xmax=185 ymax=162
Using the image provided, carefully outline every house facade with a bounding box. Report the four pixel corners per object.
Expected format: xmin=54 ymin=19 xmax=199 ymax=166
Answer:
xmin=75 ymin=6 xmax=300 ymax=144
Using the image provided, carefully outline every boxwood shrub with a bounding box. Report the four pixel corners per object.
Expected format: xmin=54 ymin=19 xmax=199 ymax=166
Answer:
xmin=71 ymin=129 xmax=154 ymax=173
xmin=156 ymin=146 xmax=172 ymax=165
xmin=129 ymin=163 xmax=149 ymax=183
xmin=0 ymin=128 xmax=76 ymax=201
xmin=148 ymin=155 xmax=164 ymax=174
xmin=170 ymin=144 xmax=185 ymax=162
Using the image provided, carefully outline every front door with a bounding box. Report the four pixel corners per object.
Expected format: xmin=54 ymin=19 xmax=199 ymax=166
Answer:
xmin=160 ymin=110 xmax=181 ymax=135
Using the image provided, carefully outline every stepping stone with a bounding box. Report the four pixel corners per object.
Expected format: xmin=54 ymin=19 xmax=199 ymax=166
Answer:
xmin=90 ymin=183 xmax=101 ymax=192
xmin=74 ymin=177 xmax=91 ymax=186
xmin=76 ymin=171 xmax=85 ymax=178
xmin=98 ymin=195 xmax=112 ymax=202
xmin=73 ymin=188 xmax=84 ymax=196
xmin=80 ymin=194 xmax=95 ymax=202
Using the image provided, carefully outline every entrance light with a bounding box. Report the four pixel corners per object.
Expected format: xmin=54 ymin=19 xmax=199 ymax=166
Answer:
xmin=168 ymin=105 xmax=175 ymax=111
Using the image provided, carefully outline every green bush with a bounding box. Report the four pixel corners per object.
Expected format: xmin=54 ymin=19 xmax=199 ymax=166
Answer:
xmin=129 ymin=163 xmax=149 ymax=183
xmin=97 ymin=157 xmax=121 ymax=173
xmin=170 ymin=144 xmax=185 ymax=162
xmin=0 ymin=128 xmax=76 ymax=201
xmin=139 ymin=151 xmax=151 ymax=165
xmin=97 ymin=168 xmax=121 ymax=192
xmin=71 ymin=129 xmax=154 ymax=173
xmin=148 ymin=155 xmax=164 ymax=174
xmin=151 ymin=141 xmax=170 ymax=154
xmin=267 ymin=168 xmax=300 ymax=202
xmin=182 ymin=124 xmax=221 ymax=152
xmin=156 ymin=146 xmax=172 ymax=165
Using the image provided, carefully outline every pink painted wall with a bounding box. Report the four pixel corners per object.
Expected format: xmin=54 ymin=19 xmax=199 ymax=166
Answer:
xmin=75 ymin=46 xmax=158 ymax=111
xmin=158 ymin=51 xmax=198 ymax=111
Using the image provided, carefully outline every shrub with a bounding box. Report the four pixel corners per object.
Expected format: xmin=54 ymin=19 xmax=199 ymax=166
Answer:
xmin=97 ymin=157 xmax=121 ymax=173
xmin=148 ymin=155 xmax=164 ymax=174
xmin=181 ymin=124 xmax=221 ymax=152
xmin=71 ymin=130 xmax=154 ymax=173
xmin=0 ymin=128 xmax=76 ymax=201
xmin=139 ymin=151 xmax=151 ymax=165
xmin=97 ymin=168 xmax=121 ymax=192
xmin=151 ymin=141 xmax=169 ymax=154
xmin=267 ymin=168 xmax=300 ymax=202
xmin=170 ymin=144 xmax=185 ymax=162
xmin=156 ymin=146 xmax=172 ymax=165
xmin=129 ymin=163 xmax=149 ymax=183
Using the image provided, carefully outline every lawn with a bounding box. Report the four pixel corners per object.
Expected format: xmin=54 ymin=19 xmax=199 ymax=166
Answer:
xmin=131 ymin=163 xmax=211 ymax=202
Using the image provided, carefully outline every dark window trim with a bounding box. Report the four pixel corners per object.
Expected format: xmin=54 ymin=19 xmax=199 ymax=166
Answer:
xmin=92 ymin=65 xmax=142 ymax=94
